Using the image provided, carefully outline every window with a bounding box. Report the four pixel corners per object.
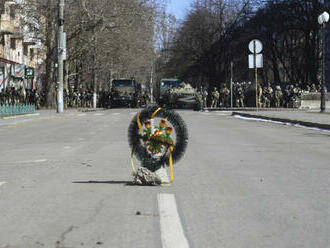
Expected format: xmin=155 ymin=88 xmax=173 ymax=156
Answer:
xmin=10 ymin=38 xmax=16 ymax=50
xmin=10 ymin=6 xmax=15 ymax=20
xmin=30 ymin=48 xmax=34 ymax=61
xmin=0 ymin=35 xmax=4 ymax=46
xmin=23 ymin=45 xmax=28 ymax=56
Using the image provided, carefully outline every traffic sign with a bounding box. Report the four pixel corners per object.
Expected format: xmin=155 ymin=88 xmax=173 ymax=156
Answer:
xmin=248 ymin=54 xmax=263 ymax=69
xmin=249 ymin=39 xmax=263 ymax=54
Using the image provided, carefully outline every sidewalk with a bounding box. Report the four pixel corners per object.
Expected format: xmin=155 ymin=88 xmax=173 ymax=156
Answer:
xmin=0 ymin=109 xmax=83 ymax=128
xmin=232 ymin=110 xmax=330 ymax=130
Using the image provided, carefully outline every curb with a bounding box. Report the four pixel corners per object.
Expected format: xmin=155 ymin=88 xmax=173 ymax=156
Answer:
xmin=232 ymin=112 xmax=330 ymax=131
xmin=1 ymin=113 xmax=40 ymax=120
xmin=205 ymin=107 xmax=299 ymax=112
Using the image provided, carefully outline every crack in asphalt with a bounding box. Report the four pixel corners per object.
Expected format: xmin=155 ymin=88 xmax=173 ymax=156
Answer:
xmin=55 ymin=225 xmax=78 ymax=248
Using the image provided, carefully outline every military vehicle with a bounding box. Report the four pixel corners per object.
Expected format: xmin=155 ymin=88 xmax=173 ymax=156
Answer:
xmin=156 ymin=78 xmax=199 ymax=109
xmin=110 ymin=78 xmax=140 ymax=108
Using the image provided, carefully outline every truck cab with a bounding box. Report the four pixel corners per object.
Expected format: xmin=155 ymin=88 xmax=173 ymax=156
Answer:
xmin=110 ymin=79 xmax=139 ymax=108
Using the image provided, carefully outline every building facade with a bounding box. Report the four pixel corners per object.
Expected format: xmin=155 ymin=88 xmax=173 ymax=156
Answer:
xmin=0 ymin=0 xmax=42 ymax=92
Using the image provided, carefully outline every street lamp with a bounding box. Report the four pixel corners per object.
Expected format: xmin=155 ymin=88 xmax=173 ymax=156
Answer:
xmin=318 ymin=11 xmax=329 ymax=113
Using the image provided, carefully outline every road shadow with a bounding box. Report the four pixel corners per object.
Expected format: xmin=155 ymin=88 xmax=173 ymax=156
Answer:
xmin=72 ymin=180 xmax=160 ymax=186
xmin=304 ymin=132 xmax=330 ymax=138
xmin=72 ymin=180 xmax=134 ymax=186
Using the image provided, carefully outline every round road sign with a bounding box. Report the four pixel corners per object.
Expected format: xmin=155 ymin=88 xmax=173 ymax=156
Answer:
xmin=249 ymin=39 xmax=263 ymax=54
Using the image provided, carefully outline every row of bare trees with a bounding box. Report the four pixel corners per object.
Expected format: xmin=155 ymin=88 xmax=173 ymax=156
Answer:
xmin=157 ymin=0 xmax=327 ymax=91
xmin=21 ymin=0 xmax=165 ymax=107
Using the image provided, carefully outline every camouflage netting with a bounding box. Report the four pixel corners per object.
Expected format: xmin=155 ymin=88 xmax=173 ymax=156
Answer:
xmin=132 ymin=167 xmax=162 ymax=186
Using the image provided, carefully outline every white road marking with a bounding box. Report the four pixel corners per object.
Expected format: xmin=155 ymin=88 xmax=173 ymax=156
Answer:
xmin=94 ymin=113 xmax=104 ymax=116
xmin=112 ymin=113 xmax=120 ymax=115
xmin=77 ymin=113 xmax=87 ymax=117
xmin=64 ymin=146 xmax=72 ymax=149
xmin=233 ymin=115 xmax=330 ymax=133
xmin=158 ymin=193 xmax=190 ymax=248
xmin=0 ymin=182 xmax=6 ymax=187
xmin=8 ymin=159 xmax=48 ymax=164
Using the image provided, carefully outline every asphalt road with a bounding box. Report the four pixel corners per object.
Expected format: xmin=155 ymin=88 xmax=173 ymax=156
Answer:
xmin=0 ymin=109 xmax=329 ymax=248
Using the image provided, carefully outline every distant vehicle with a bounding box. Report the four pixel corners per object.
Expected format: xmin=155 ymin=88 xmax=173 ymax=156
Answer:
xmin=110 ymin=79 xmax=140 ymax=108
xmin=156 ymin=78 xmax=198 ymax=109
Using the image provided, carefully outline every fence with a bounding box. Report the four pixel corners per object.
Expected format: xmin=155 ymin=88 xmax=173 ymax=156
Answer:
xmin=0 ymin=104 xmax=35 ymax=116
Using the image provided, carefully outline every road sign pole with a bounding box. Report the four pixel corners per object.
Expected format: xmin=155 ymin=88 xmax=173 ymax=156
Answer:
xmin=254 ymin=40 xmax=258 ymax=109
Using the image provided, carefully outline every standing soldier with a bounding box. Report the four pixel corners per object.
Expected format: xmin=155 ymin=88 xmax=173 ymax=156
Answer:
xmin=274 ymin=85 xmax=282 ymax=108
xmin=235 ymin=85 xmax=245 ymax=108
xmin=35 ymin=90 xmax=41 ymax=109
xmin=202 ymin=87 xmax=208 ymax=109
xmin=211 ymin=87 xmax=219 ymax=108
xmin=257 ymin=85 xmax=263 ymax=108
xmin=310 ymin=84 xmax=317 ymax=92
xmin=222 ymin=85 xmax=230 ymax=107
xmin=263 ymin=83 xmax=273 ymax=108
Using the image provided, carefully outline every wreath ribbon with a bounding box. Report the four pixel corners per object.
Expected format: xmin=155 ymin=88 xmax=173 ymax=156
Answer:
xmin=132 ymin=108 xmax=174 ymax=184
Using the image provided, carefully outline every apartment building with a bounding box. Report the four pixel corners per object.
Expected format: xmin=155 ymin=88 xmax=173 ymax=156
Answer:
xmin=0 ymin=0 xmax=42 ymax=91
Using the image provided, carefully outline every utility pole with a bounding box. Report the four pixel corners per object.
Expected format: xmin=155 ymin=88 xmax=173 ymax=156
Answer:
xmin=57 ymin=0 xmax=65 ymax=113
xmin=325 ymin=0 xmax=330 ymax=101
xmin=230 ymin=62 xmax=233 ymax=108
xmin=93 ymin=33 xmax=97 ymax=109
xmin=92 ymin=15 xmax=97 ymax=109
xmin=318 ymin=11 xmax=330 ymax=112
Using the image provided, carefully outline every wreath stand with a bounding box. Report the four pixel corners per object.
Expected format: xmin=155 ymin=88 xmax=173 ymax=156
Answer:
xmin=128 ymin=106 xmax=188 ymax=185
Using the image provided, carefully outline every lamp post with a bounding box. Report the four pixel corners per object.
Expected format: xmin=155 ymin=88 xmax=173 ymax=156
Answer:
xmin=318 ymin=11 xmax=329 ymax=113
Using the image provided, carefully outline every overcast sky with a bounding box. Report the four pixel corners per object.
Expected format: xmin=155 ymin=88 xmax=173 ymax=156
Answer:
xmin=166 ymin=0 xmax=192 ymax=20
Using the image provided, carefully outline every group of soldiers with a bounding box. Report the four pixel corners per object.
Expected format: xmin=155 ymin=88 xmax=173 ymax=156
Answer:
xmin=1 ymin=86 xmax=151 ymax=110
xmin=0 ymin=87 xmax=41 ymax=107
xmin=197 ymin=82 xmax=322 ymax=109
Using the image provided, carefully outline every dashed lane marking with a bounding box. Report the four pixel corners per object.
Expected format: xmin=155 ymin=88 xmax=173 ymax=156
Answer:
xmin=112 ymin=113 xmax=121 ymax=115
xmin=158 ymin=193 xmax=189 ymax=248
xmin=0 ymin=182 xmax=6 ymax=187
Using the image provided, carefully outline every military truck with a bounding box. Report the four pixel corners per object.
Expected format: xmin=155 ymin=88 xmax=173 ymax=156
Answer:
xmin=156 ymin=78 xmax=199 ymax=109
xmin=110 ymin=78 xmax=140 ymax=108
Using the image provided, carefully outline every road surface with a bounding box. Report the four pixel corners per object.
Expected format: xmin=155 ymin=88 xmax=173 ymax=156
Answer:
xmin=0 ymin=109 xmax=329 ymax=248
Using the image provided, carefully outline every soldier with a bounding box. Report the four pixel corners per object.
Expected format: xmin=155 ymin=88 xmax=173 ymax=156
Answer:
xmin=63 ymin=88 xmax=68 ymax=109
xmin=35 ymin=90 xmax=41 ymax=109
xmin=211 ymin=87 xmax=219 ymax=108
xmin=257 ymin=85 xmax=263 ymax=108
xmin=221 ymin=85 xmax=230 ymax=107
xmin=290 ymin=85 xmax=301 ymax=108
xmin=0 ymin=89 xmax=4 ymax=105
xmin=235 ymin=85 xmax=245 ymax=108
xmin=201 ymin=87 xmax=208 ymax=109
xmin=274 ymin=85 xmax=282 ymax=108
xmin=310 ymin=84 xmax=317 ymax=92
xmin=263 ymin=83 xmax=273 ymax=108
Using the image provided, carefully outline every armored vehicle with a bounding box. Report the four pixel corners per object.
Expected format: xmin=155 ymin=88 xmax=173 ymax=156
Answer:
xmin=157 ymin=78 xmax=198 ymax=109
xmin=110 ymin=79 xmax=140 ymax=108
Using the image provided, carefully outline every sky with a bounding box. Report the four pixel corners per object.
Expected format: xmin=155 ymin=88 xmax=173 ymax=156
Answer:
xmin=166 ymin=0 xmax=193 ymax=20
